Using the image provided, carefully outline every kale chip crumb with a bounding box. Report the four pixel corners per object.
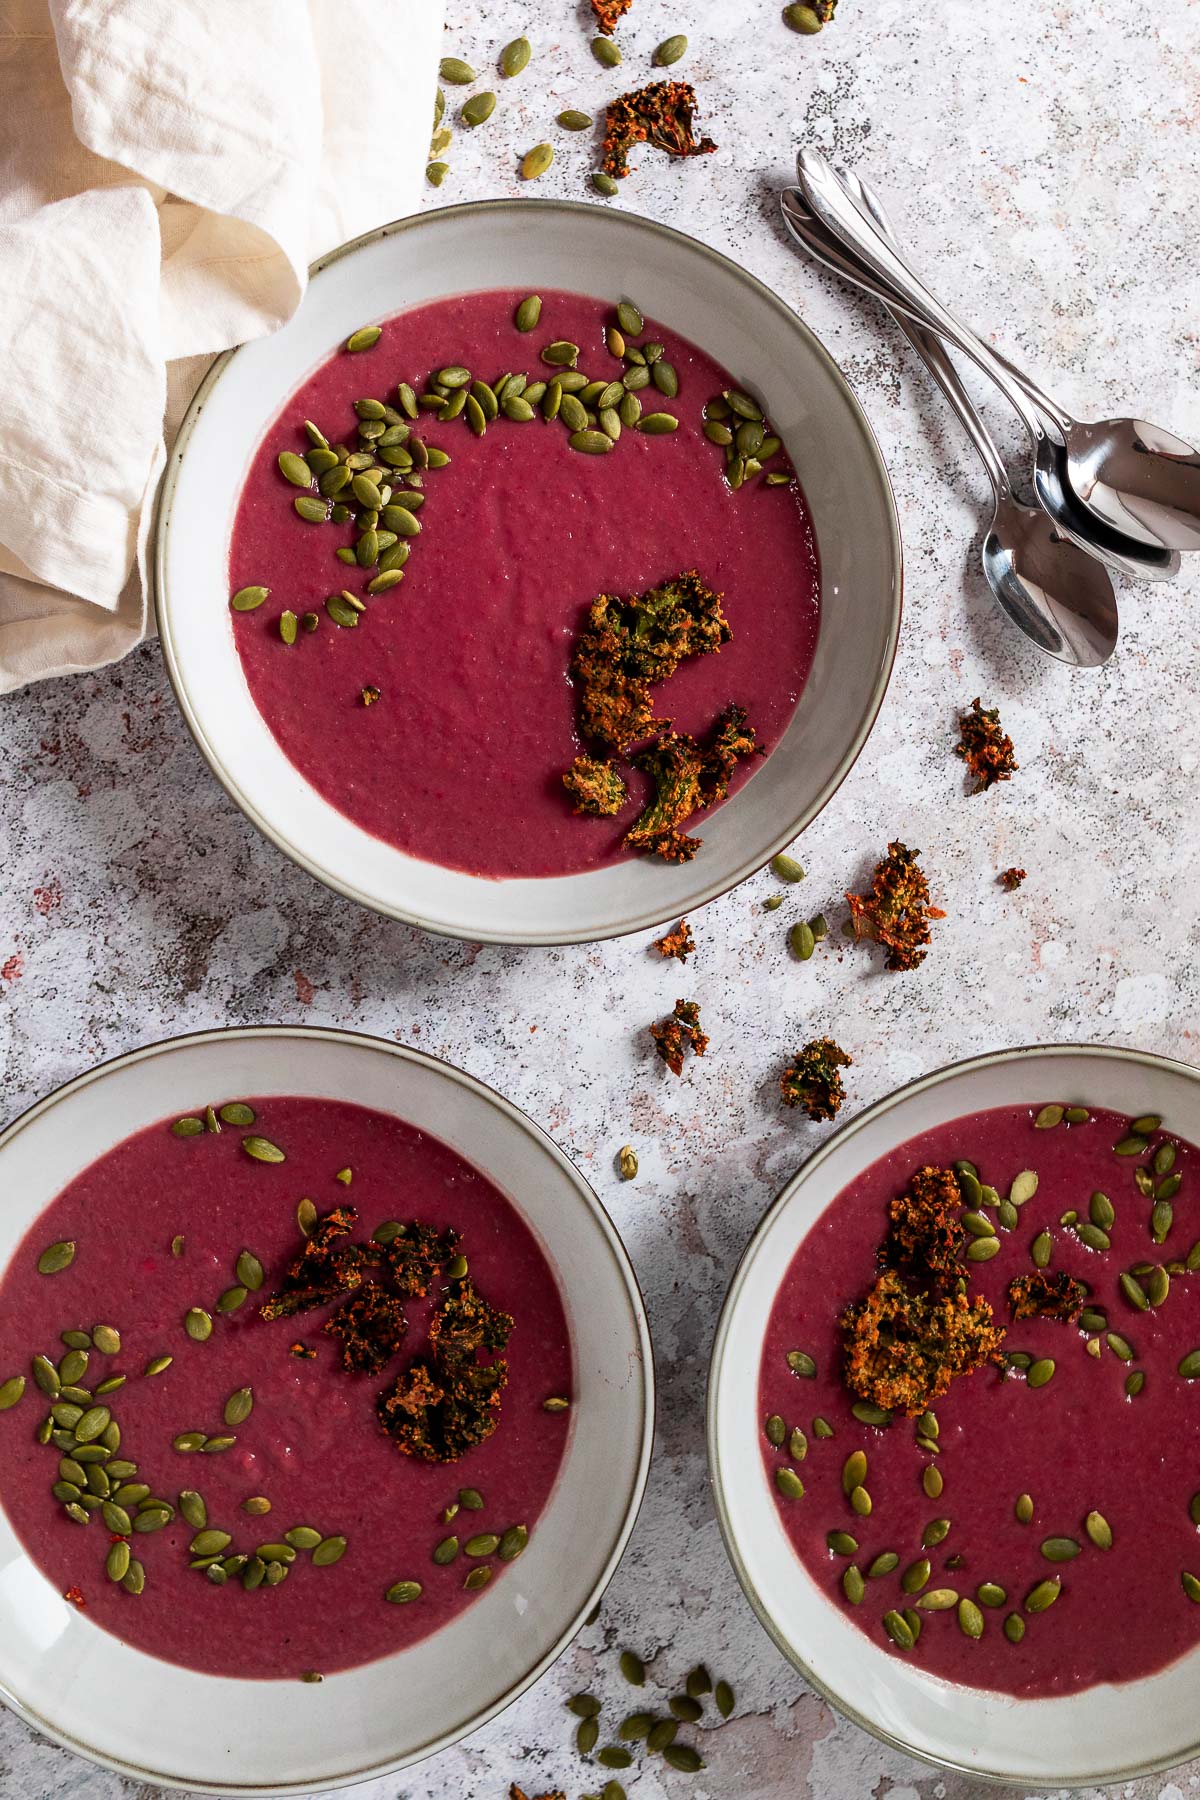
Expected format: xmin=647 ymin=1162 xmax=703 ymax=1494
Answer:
xmin=846 ymin=841 xmax=945 ymax=972
xmin=956 ymin=697 xmax=1018 ymax=793
xmin=650 ymin=998 xmax=709 ymax=1075
xmin=780 ymin=1036 xmax=851 ymax=1120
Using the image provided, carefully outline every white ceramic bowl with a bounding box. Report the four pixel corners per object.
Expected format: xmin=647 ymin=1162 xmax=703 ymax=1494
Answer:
xmin=0 ymin=1028 xmax=652 ymax=1795
xmin=155 ymin=198 xmax=901 ymax=945
xmin=708 ymin=1043 xmax=1200 ymax=1788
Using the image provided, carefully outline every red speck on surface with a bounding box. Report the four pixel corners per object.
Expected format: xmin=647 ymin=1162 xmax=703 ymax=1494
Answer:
xmin=294 ymin=970 xmax=315 ymax=1006
xmin=1 ymin=954 xmax=23 ymax=982
xmin=33 ymin=878 xmax=63 ymax=916
xmin=63 ymin=1586 xmax=86 ymax=1609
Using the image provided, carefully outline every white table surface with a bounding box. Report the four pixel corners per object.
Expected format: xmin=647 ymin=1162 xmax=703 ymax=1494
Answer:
xmin=2 ymin=0 xmax=1199 ymax=1794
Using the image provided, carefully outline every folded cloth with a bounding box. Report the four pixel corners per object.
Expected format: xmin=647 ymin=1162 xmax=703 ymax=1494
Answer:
xmin=0 ymin=0 xmax=444 ymax=692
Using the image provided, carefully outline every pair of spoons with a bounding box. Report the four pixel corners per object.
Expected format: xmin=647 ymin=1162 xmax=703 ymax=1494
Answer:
xmin=782 ymin=151 xmax=1200 ymax=666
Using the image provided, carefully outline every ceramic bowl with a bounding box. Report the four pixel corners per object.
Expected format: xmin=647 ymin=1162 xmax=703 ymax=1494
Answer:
xmin=155 ymin=198 xmax=901 ymax=945
xmin=708 ymin=1043 xmax=1200 ymax=1787
xmin=0 ymin=1028 xmax=652 ymax=1795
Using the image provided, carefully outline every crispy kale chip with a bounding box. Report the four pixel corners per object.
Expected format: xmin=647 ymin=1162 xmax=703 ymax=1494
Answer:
xmin=323 ymin=1285 xmax=409 ymax=1374
xmin=602 ymin=80 xmax=718 ymax=181
xmin=383 ymin=1221 xmax=459 ymax=1297
xmin=655 ymin=918 xmax=695 ymax=963
xmin=626 ymin=705 xmax=764 ymax=864
xmin=570 ymin=570 xmax=730 ymax=754
xmin=885 ymin=1165 xmax=965 ymax=1286
xmin=260 ymin=1207 xmax=367 ymax=1320
xmin=1008 ymin=1271 xmax=1087 ymax=1323
xmin=591 ymin=0 xmax=631 ymax=31
xmin=780 ymin=1036 xmax=851 ymax=1121
xmin=650 ymin=997 xmax=709 ymax=1076
xmin=846 ymin=841 xmax=946 ymax=972
xmin=841 ymin=1268 xmax=1004 ymax=1416
xmin=956 ymin=697 xmax=1018 ymax=793
xmin=377 ymin=1279 xmax=514 ymax=1463
xmin=563 ymin=754 xmax=628 ymax=817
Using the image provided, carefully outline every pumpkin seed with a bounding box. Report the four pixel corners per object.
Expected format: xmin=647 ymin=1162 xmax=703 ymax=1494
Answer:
xmin=850 ymin=1486 xmax=872 ymax=1517
xmin=841 ymin=1450 xmax=867 ymax=1494
xmin=1108 ymin=1331 xmax=1135 ymax=1361
xmin=957 ymin=1598 xmax=984 ymax=1639
xmin=851 ymin=1401 xmax=891 ymax=1426
xmin=1076 ymin=1221 xmax=1110 ymax=1252
xmin=789 ymin=1426 xmax=808 ymax=1460
xmin=1024 ymin=1577 xmax=1061 ymax=1612
xmin=977 ymin=1582 xmax=1006 ymax=1608
xmin=967 ymin=1237 xmax=1001 ymax=1262
xmin=923 ymin=1465 xmax=944 ymax=1499
xmin=521 ymin=143 xmax=554 ymax=180
xmin=1152 ymin=1198 xmax=1174 ymax=1244
xmin=881 ymin=1608 xmax=914 ymax=1651
xmin=133 ymin=1508 xmax=172 ymax=1533
xmin=464 ymin=1565 xmax=492 ymax=1591
xmin=278 ymin=451 xmax=311 ymax=488
xmin=813 ymin=1416 xmax=833 ymax=1437
xmin=569 ymin=429 xmax=614 ymax=455
xmin=220 ymin=1386 xmax=252 ymax=1427
xmin=775 ymin=1466 xmax=804 ymax=1500
xmin=592 ymin=171 xmax=619 ymax=196
xmin=313 ymin=1535 xmax=347 ymax=1566
xmin=178 ymin=1491 xmax=206 ymax=1529
xmin=866 ymin=1551 xmax=899 ymax=1579
xmin=785 ymin=3 xmax=826 ymax=29
xmin=826 ymin=1530 xmax=857 ymax=1555
xmin=842 ymin=1565 xmax=865 ymax=1604
xmin=1034 ymin=1105 xmax=1064 ymax=1128
xmin=37 ymin=1241 xmax=76 ymax=1275
xmin=144 ymin=1353 xmax=173 ymax=1377
xmin=592 ymin=35 xmax=622 ymax=65
xmin=459 ymin=1487 xmax=485 ymax=1511
xmin=74 ymin=1406 xmax=110 ymax=1443
xmin=243 ymin=1495 xmax=272 ymax=1515
xmin=1031 ymin=1230 xmax=1052 ymax=1268
xmin=1089 ymin=1191 xmax=1115 ymax=1230
xmin=567 ymin=1693 xmax=602 ymax=1717
xmin=0 ymin=1376 xmax=26 ymax=1410
xmin=901 ymin=1558 xmax=930 ymax=1594
xmin=714 ymin=1679 xmax=734 ymax=1717
xmin=1027 ymin=1358 xmax=1055 ymax=1389
xmin=242 ymin=1136 xmax=285 ymax=1165
xmin=791 ymin=920 xmax=816 ymax=961
xmin=1115 ymin=1134 xmax=1149 ymax=1157
xmin=106 ymin=1540 xmax=131 ymax=1584
xmin=1119 ymin=1271 xmax=1150 ymax=1312
xmin=462 ymin=91 xmax=496 ymax=127
xmin=1041 ymin=1536 xmax=1081 ymax=1562
xmin=654 ymin=33 xmax=688 ymax=64
xmin=499 ymin=36 xmax=531 ymax=77
xmin=923 ymin=1517 xmax=951 ymax=1547
xmin=439 ymin=56 xmax=474 ymax=84
xmin=498 ymin=1524 xmax=528 ymax=1561
xmin=914 ymin=1588 xmax=958 ymax=1612
xmin=1009 ymin=1170 xmax=1039 ymax=1205
xmin=184 ymin=1308 xmax=212 ymax=1342
xmin=230 ymin=590 xmax=268 ymax=619
xmin=386 ymin=1579 xmax=422 ymax=1604
xmin=173 ymin=1432 xmax=205 ymax=1452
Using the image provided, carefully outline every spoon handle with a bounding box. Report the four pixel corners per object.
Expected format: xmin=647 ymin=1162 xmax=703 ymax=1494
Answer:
xmin=796 ymin=149 xmax=1056 ymax=447
xmin=849 ymin=179 xmax=1013 ymax=499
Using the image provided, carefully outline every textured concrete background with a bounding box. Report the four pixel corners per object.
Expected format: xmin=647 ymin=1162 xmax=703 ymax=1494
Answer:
xmin=2 ymin=0 xmax=1200 ymax=1794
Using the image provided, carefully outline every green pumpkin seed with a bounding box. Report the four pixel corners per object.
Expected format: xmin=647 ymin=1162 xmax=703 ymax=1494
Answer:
xmin=133 ymin=1507 xmax=172 ymax=1533
xmin=813 ymin=1416 xmax=833 ymax=1437
xmin=173 ymin=1431 xmax=205 ymax=1452
xmin=221 ymin=1386 xmax=252 ymax=1427
xmin=957 ymin=1598 xmax=984 ymax=1639
xmin=826 ymin=1530 xmax=857 ymax=1555
xmin=789 ymin=1426 xmax=808 ymax=1460
xmin=74 ymin=1406 xmax=110 ymax=1443
xmin=922 ymin=1465 xmax=944 ymax=1499
xmin=764 ymin=1414 xmax=786 ymax=1447
xmin=638 ymin=411 xmax=678 ymax=435
xmin=278 ymin=451 xmax=311 ymax=487
xmin=499 ymin=35 xmax=531 ymax=76
xmin=966 ymin=1237 xmax=1000 ymax=1262
xmin=1178 ymin=1347 xmax=1200 ymax=1381
xmin=521 ymin=143 xmax=554 ymax=180
xmin=243 ymin=1495 xmax=272 ymax=1516
xmin=1034 ymin=1104 xmax=1064 ymax=1128
xmin=914 ymin=1588 xmax=958 ymax=1612
xmin=569 ymin=429 xmax=614 ymax=455
xmin=654 ymin=32 xmax=688 ymax=64
xmin=842 ymin=1565 xmax=865 ymax=1604
xmin=1009 ymin=1170 xmax=1039 ymax=1205
xmin=775 ymin=1467 xmax=804 ymax=1500
xmin=1108 ymin=1331 xmax=1135 ymax=1361
xmin=866 ymin=1551 xmax=899 ymax=1579
xmin=59 ymin=1350 xmax=89 ymax=1386
xmin=1031 ymin=1230 xmax=1052 ymax=1268
xmin=851 ymin=1401 xmax=892 ymax=1426
xmin=591 ymin=35 xmax=622 ymax=65
xmin=1015 ymin=1493 xmax=1034 ymax=1523
xmin=591 ymin=170 xmax=619 ymax=196
xmin=1126 ymin=1368 xmax=1146 ymax=1396
xmin=0 ymin=1375 xmax=26 ymax=1411
xmin=106 ymin=1540 xmax=131 ymax=1583
xmin=178 ymin=1491 xmax=206 ymax=1530
xmin=312 ymin=1535 xmax=347 ymax=1566
xmin=880 ymin=1608 xmax=913 ymax=1651
xmin=190 ymin=1528 xmax=232 ymax=1557
xmin=1076 ymin=1221 xmax=1110 ymax=1252
xmin=1084 ymin=1509 xmax=1112 ymax=1549
xmin=923 ymin=1517 xmax=951 ymax=1547
xmin=784 ymin=2 xmax=825 ymax=29
xmin=1152 ymin=1140 xmax=1176 ymax=1176
xmin=498 ymin=1524 xmax=528 ymax=1561
xmin=37 ymin=1241 xmax=76 ymax=1276
xmin=1182 ymin=1570 xmax=1200 ymax=1603
xmin=32 ymin=1355 xmax=60 ymax=1397
xmin=1119 ymin=1271 xmax=1150 ymax=1312
xmin=652 ymin=361 xmax=679 ymax=398
xmin=1040 ymin=1536 xmax=1081 ymax=1562
xmin=183 ymin=1308 xmax=212 ymax=1343
xmin=977 ymin=1582 xmax=1006 ymax=1608
xmin=439 ymin=55 xmax=474 ymax=84
xmin=1147 ymin=1264 xmax=1170 ymax=1306
xmin=567 ymin=1693 xmax=603 ymax=1717
xmin=1114 ymin=1134 xmax=1149 ymax=1157
xmin=231 ymin=586 xmax=269 ymax=613
xmin=770 ymin=851 xmax=805 ymax=883
xmin=841 ymin=1450 xmax=867 ymax=1494
xmin=461 ymin=90 xmax=496 ymax=127
xmin=1152 ymin=1198 xmax=1174 ymax=1244
xmin=1027 ymin=1358 xmax=1055 ymax=1389
xmin=790 ymin=920 xmax=816 ymax=961
xmin=850 ymin=1485 xmax=872 ymax=1517
xmin=1002 ymin=1611 xmax=1025 ymax=1643
xmin=1024 ymin=1577 xmax=1061 ymax=1612
xmin=1089 ymin=1190 xmax=1115 ymax=1230
xmin=385 ymin=1579 xmax=422 ymax=1604
xmin=900 ymin=1557 xmax=930 ymax=1593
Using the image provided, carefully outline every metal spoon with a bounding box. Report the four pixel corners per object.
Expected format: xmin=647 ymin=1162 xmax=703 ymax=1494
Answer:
xmin=780 ymin=182 xmax=1179 ymax=587
xmin=795 ymin=149 xmax=1187 ymax=574
xmin=850 ymin=181 xmax=1118 ymax=666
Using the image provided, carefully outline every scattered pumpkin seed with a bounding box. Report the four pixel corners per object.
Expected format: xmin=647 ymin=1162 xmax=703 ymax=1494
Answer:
xmin=922 ymin=1465 xmax=944 ymax=1499
xmin=957 ymin=1598 xmax=985 ymax=1639
xmin=1025 ymin=1577 xmax=1061 ymax=1612
xmin=521 ymin=143 xmax=554 ymax=180
xmin=242 ymin=1136 xmax=285 ymax=1164
xmin=223 ymin=1386 xmax=253 ymax=1427
xmin=184 ymin=1308 xmax=212 ymax=1343
xmin=37 ymin=1241 xmax=76 ymax=1275
xmin=1027 ymin=1358 xmax=1055 ymax=1389
xmin=654 ymin=33 xmax=688 ymax=64
xmin=1009 ymin=1170 xmax=1039 ymax=1205
xmin=230 ymin=586 xmax=268 ymax=613
xmin=592 ymin=171 xmax=619 ymax=196
xmin=439 ymin=56 xmax=475 ymax=85
xmin=1034 ymin=1105 xmax=1064 ymax=1129
xmin=462 ymin=91 xmax=496 ymax=127
xmin=1041 ymin=1536 xmax=1081 ymax=1562
xmin=0 ymin=1376 xmax=25 ymax=1410
xmin=842 ymin=1565 xmax=865 ymax=1604
xmin=312 ymin=1535 xmax=346 ymax=1566
xmin=499 ymin=36 xmax=531 ymax=77
xmin=715 ymin=1680 xmax=734 ymax=1717
xmin=386 ymin=1579 xmax=422 ymax=1604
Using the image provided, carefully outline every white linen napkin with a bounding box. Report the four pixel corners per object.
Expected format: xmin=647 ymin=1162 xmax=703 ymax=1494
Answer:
xmin=0 ymin=0 xmax=444 ymax=692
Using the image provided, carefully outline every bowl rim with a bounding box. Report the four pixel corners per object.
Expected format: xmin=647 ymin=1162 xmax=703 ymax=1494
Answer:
xmin=706 ymin=1039 xmax=1200 ymax=1791
xmin=152 ymin=196 xmax=903 ymax=946
xmin=0 ymin=1023 xmax=655 ymax=1795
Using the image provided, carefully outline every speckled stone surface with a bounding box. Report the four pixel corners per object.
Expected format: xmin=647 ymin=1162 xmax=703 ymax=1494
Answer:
xmin=2 ymin=0 xmax=1200 ymax=1795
